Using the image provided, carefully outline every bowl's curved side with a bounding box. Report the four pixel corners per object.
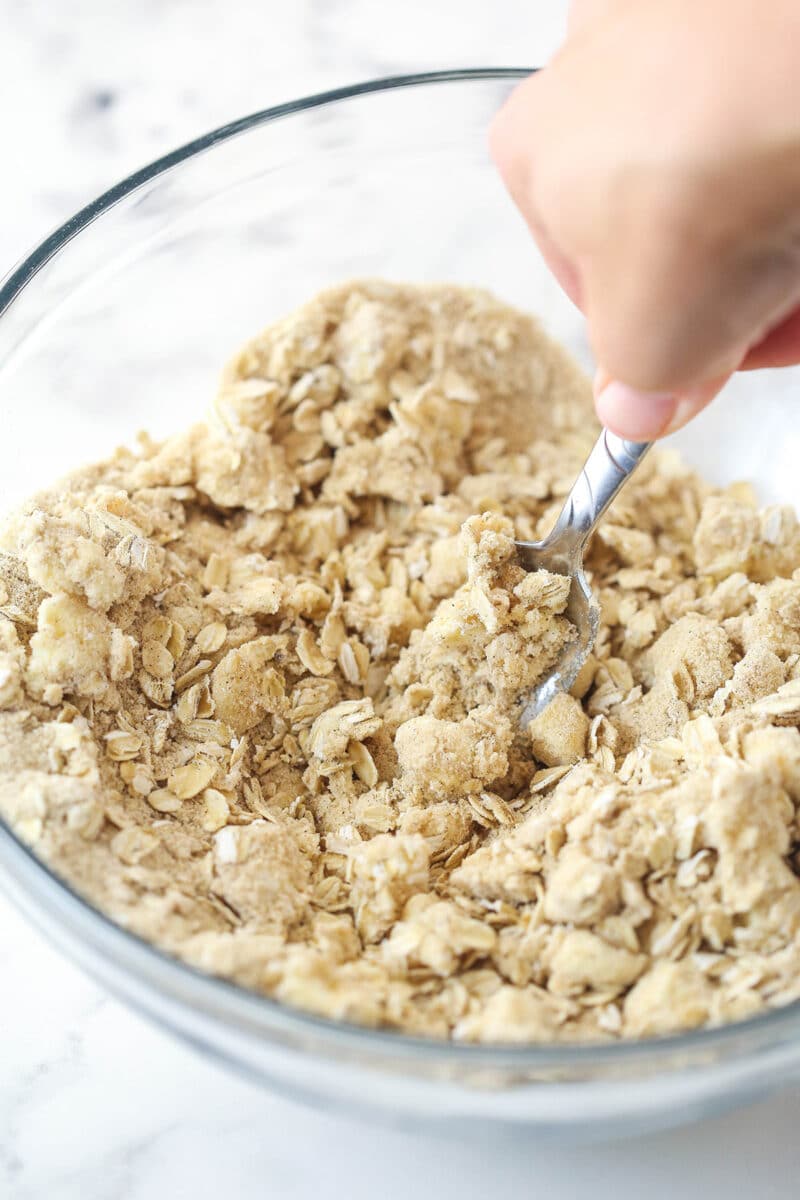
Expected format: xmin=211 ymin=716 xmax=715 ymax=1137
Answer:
xmin=2 ymin=70 xmax=800 ymax=1136
xmin=3 ymin=816 xmax=800 ymax=1138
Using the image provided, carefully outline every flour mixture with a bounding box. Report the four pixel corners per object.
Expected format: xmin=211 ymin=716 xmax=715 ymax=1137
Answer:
xmin=2 ymin=282 xmax=800 ymax=1042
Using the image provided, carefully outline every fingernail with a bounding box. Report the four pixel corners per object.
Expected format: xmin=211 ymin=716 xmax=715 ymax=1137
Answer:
xmin=595 ymin=382 xmax=678 ymax=439
xmin=592 ymin=366 xmax=611 ymax=398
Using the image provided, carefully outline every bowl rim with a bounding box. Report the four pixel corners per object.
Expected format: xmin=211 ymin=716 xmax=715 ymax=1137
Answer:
xmin=0 ymin=67 xmax=530 ymax=319
xmin=1 ymin=66 xmax=799 ymax=1071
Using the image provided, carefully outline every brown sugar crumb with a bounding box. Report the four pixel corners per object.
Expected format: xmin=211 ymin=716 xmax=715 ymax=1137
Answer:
xmin=529 ymin=693 xmax=589 ymax=766
xmin=3 ymin=280 xmax=800 ymax=1044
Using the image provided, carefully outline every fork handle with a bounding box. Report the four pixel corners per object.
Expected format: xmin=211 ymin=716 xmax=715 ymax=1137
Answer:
xmin=547 ymin=430 xmax=652 ymax=560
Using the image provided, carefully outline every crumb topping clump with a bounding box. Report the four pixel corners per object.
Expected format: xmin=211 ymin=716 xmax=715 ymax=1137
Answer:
xmin=3 ymin=280 xmax=800 ymax=1043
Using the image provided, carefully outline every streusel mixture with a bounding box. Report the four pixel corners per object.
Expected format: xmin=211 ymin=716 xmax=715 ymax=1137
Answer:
xmin=3 ymin=281 xmax=800 ymax=1042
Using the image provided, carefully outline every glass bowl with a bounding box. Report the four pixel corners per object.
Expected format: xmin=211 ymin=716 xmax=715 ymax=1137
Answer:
xmin=2 ymin=69 xmax=800 ymax=1141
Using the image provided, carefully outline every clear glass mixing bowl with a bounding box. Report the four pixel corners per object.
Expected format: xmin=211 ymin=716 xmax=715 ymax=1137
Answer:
xmin=2 ymin=70 xmax=800 ymax=1141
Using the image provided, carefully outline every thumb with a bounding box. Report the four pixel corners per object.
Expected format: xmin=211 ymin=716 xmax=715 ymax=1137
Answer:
xmin=568 ymin=0 xmax=631 ymax=34
xmin=593 ymin=369 xmax=727 ymax=439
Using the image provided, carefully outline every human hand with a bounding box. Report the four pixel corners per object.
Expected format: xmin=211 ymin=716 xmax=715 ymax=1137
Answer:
xmin=491 ymin=0 xmax=800 ymax=438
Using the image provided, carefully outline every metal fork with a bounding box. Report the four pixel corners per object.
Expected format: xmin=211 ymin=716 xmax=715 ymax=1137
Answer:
xmin=515 ymin=430 xmax=652 ymax=727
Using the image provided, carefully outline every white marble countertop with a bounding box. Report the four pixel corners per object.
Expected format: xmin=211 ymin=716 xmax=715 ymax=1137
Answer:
xmin=2 ymin=2 xmax=800 ymax=1196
